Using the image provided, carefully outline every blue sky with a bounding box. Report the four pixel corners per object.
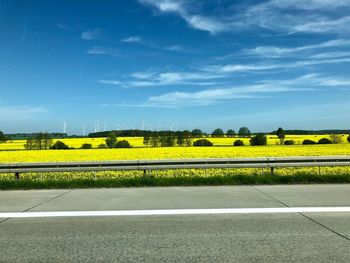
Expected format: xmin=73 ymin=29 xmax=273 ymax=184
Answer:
xmin=1 ymin=0 xmax=350 ymax=134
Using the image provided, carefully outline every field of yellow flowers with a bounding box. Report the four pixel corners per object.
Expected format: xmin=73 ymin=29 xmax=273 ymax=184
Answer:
xmin=0 ymin=134 xmax=348 ymax=151
xmin=1 ymin=143 xmax=350 ymax=163
xmin=0 ymin=136 xmax=350 ymax=189
xmin=1 ymin=141 xmax=350 ymax=188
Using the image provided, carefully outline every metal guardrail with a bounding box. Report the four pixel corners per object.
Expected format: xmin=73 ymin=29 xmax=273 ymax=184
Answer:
xmin=1 ymin=156 xmax=350 ymax=180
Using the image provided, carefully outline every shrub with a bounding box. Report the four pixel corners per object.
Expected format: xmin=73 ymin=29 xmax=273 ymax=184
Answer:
xmin=193 ymin=139 xmax=213 ymax=146
xmin=98 ymin=143 xmax=107 ymax=148
xmin=348 ymin=134 xmax=350 ymax=143
xmin=233 ymin=140 xmax=244 ymax=146
xmin=284 ymin=140 xmax=294 ymax=145
xmin=318 ymin=138 xmax=332 ymax=144
xmin=106 ymin=132 xmax=117 ymax=148
xmin=81 ymin=143 xmax=92 ymax=149
xmin=330 ymin=134 xmax=342 ymax=144
xmin=0 ymin=131 xmax=6 ymax=143
xmin=50 ymin=140 xmax=69 ymax=150
xmin=115 ymin=140 xmax=132 ymax=148
xmin=302 ymin=139 xmax=316 ymax=145
xmin=250 ymin=134 xmax=267 ymax=146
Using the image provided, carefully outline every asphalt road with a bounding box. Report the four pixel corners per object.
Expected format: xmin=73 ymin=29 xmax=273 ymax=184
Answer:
xmin=1 ymin=185 xmax=350 ymax=262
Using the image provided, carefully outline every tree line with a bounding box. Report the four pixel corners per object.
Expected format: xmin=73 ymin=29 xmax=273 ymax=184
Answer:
xmin=1 ymin=128 xmax=350 ymax=150
xmin=88 ymin=127 xmax=252 ymax=138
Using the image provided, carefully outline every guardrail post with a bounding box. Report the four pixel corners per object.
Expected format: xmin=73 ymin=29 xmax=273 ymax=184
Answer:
xmin=143 ymin=169 xmax=147 ymax=177
xmin=15 ymin=172 xmax=20 ymax=180
xmin=270 ymin=167 xmax=274 ymax=175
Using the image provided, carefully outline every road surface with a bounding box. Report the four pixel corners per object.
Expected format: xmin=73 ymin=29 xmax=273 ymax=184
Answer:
xmin=1 ymin=185 xmax=350 ymax=262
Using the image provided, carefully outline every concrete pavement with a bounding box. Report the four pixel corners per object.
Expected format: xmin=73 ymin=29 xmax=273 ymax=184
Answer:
xmin=1 ymin=185 xmax=350 ymax=262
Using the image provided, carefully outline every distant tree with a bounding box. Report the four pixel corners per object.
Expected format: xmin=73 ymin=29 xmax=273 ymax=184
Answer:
xmin=233 ymin=140 xmax=244 ymax=146
xmin=176 ymin=132 xmax=184 ymax=146
xmin=276 ymin=127 xmax=285 ymax=145
xmin=33 ymin=133 xmax=52 ymax=150
xmin=183 ymin=130 xmax=193 ymax=147
xmin=226 ymin=129 xmax=236 ymax=138
xmin=42 ymin=133 xmax=53 ymax=149
xmin=150 ymin=133 xmax=160 ymax=147
xmin=143 ymin=133 xmax=151 ymax=147
xmin=24 ymin=138 xmax=35 ymax=150
xmin=115 ymin=140 xmax=132 ymax=148
xmin=160 ymin=133 xmax=175 ymax=147
xmin=0 ymin=131 xmax=6 ymax=142
xmin=302 ymin=139 xmax=316 ymax=145
xmin=238 ymin=127 xmax=251 ymax=137
xmin=330 ymin=134 xmax=342 ymax=144
xmin=191 ymin=129 xmax=203 ymax=137
xmin=250 ymin=133 xmax=267 ymax=146
xmin=211 ymin=128 xmax=225 ymax=137
xmin=81 ymin=143 xmax=93 ymax=149
xmin=193 ymin=139 xmax=213 ymax=146
xmin=284 ymin=140 xmax=294 ymax=145
xmin=318 ymin=138 xmax=332 ymax=144
xmin=105 ymin=132 xmax=117 ymax=148
xmin=50 ymin=140 xmax=69 ymax=149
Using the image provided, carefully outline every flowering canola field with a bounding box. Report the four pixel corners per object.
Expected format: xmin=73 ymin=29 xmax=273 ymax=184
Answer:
xmin=0 ymin=134 xmax=348 ymax=150
xmin=1 ymin=144 xmax=350 ymax=163
xmin=0 ymin=143 xmax=349 ymax=181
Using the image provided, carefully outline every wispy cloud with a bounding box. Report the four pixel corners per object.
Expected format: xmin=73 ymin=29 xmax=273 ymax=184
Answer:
xmin=121 ymin=36 xmax=142 ymax=43
xmin=81 ymin=28 xmax=102 ymax=40
xmin=203 ymin=57 xmax=350 ymax=74
xmin=163 ymin=45 xmax=185 ymax=52
xmin=99 ymin=71 xmax=222 ymax=87
xmin=146 ymin=84 xmax=305 ymax=107
xmin=87 ymin=46 xmax=120 ymax=56
xmin=259 ymin=74 xmax=350 ymax=87
xmin=139 ymin=0 xmax=350 ymax=35
xmin=309 ymin=51 xmax=350 ymax=59
xmin=100 ymin=72 xmax=350 ymax=108
xmin=56 ymin=23 xmax=71 ymax=31
xmin=244 ymin=39 xmax=350 ymax=58
xmin=244 ymin=1 xmax=350 ymax=34
xmin=139 ymin=0 xmax=229 ymax=34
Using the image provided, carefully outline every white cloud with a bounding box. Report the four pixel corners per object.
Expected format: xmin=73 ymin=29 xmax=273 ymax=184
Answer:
xmin=147 ymin=84 xmax=304 ymax=107
xmin=244 ymin=39 xmax=350 ymax=58
xmin=265 ymin=0 xmax=350 ymax=11
xmin=163 ymin=45 xmax=184 ymax=52
xmin=204 ymin=57 xmax=350 ymax=74
xmin=121 ymin=36 xmax=142 ymax=43
xmin=139 ymin=0 xmax=229 ymax=34
xmin=81 ymin=28 xmax=102 ymax=40
xmin=259 ymin=74 xmax=350 ymax=87
xmin=98 ymin=80 xmax=122 ymax=85
xmin=291 ymin=16 xmax=350 ymax=34
xmin=139 ymin=0 xmax=350 ymax=35
xmin=309 ymin=51 xmax=350 ymax=59
xmin=87 ymin=46 xmax=119 ymax=56
xmin=99 ymin=71 xmax=222 ymax=87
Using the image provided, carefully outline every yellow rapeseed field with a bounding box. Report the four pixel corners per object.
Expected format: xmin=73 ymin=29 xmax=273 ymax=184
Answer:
xmin=0 ymin=134 xmax=348 ymax=150
xmin=1 ymin=144 xmax=350 ymax=163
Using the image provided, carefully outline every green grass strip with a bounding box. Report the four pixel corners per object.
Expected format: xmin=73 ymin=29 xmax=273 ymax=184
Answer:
xmin=1 ymin=173 xmax=350 ymax=190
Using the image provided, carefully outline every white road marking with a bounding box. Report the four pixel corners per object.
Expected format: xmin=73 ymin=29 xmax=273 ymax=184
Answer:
xmin=1 ymin=207 xmax=350 ymax=218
